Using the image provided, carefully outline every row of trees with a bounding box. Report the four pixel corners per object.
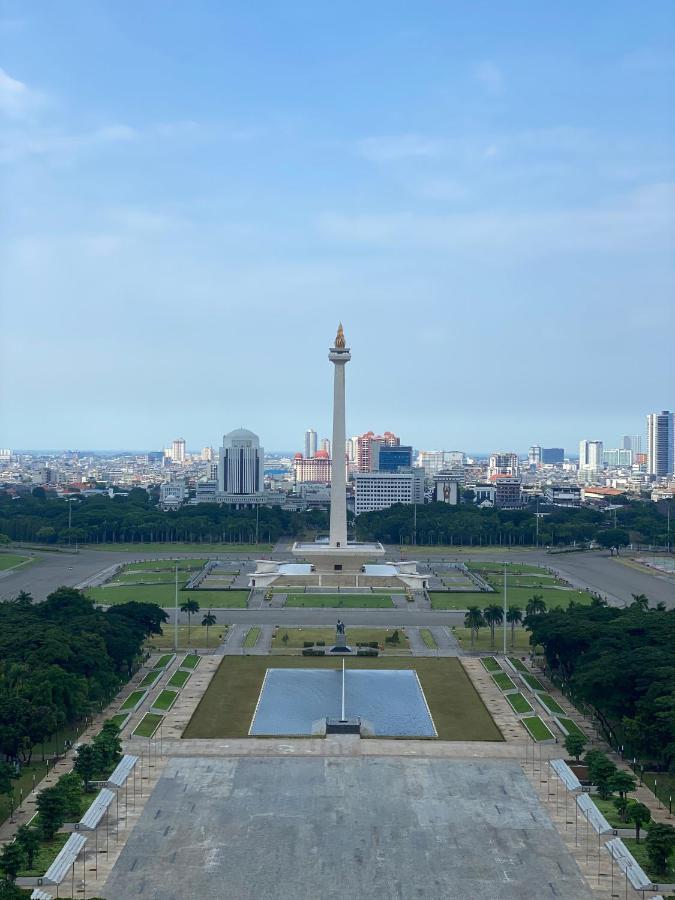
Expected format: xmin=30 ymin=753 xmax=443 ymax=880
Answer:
xmin=527 ymin=602 xmax=675 ymax=771
xmin=0 ymin=588 xmax=166 ymax=777
xmin=463 ymin=595 xmax=547 ymax=648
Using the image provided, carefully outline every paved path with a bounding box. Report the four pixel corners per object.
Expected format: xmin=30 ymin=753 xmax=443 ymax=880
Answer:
xmin=162 ymin=607 xmax=467 ymax=627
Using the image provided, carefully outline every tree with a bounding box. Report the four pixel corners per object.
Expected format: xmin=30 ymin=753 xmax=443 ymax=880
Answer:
xmin=645 ymin=822 xmax=675 ymax=876
xmin=525 ymin=595 xmax=546 ymax=617
xmin=506 ymin=606 xmax=522 ymax=647
xmin=626 ymin=801 xmax=651 ymax=842
xmin=630 ymin=593 xmax=650 ymax=611
xmin=584 ymin=750 xmax=617 ymax=799
xmin=74 ymin=743 xmax=98 ymax=792
xmin=0 ymin=877 xmax=28 ymax=899
xmin=180 ymin=597 xmax=200 ymax=646
xmin=483 ymin=604 xmax=504 ymax=649
xmin=607 ymin=770 xmax=636 ymax=800
xmin=563 ymin=733 xmax=586 ymax=761
xmin=36 ymin=785 xmax=67 ymax=839
xmin=596 ymin=528 xmax=630 ymax=551
xmin=464 ymin=607 xmax=486 ymax=650
xmin=0 ymin=763 xmax=15 ymax=797
xmin=0 ymin=843 xmax=23 ymax=882
xmin=201 ymin=610 xmax=216 ymax=647
xmin=14 ymin=825 xmax=40 ymax=870
xmin=613 ymin=794 xmax=630 ymax=822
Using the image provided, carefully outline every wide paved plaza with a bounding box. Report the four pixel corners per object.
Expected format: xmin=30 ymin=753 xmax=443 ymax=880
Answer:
xmin=104 ymin=755 xmax=594 ymax=900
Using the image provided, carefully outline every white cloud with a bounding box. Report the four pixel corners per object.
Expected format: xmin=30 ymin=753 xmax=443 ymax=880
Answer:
xmin=475 ymin=60 xmax=504 ymax=95
xmin=0 ymin=122 xmax=138 ymax=163
xmin=356 ymin=133 xmax=444 ymax=162
xmin=0 ymin=67 xmax=43 ymax=118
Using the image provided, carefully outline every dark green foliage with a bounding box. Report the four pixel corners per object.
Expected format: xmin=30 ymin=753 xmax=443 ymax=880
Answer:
xmin=528 ymin=604 xmax=675 ymax=769
xmin=73 ymin=743 xmax=98 ymax=791
xmin=645 ymin=822 xmax=675 ymax=876
xmin=0 ymin=763 xmax=15 ymax=796
xmin=626 ymin=801 xmax=651 ymax=842
xmin=301 ymin=648 xmax=326 ymax=656
xmin=384 ymin=630 xmax=401 ymax=644
xmin=0 ymin=876 xmax=27 ymax=898
xmin=607 ymin=770 xmax=636 ymax=799
xmin=0 ymin=588 xmax=155 ymax=771
xmin=563 ymin=733 xmax=586 ymax=761
xmin=0 ymin=844 xmax=23 ymax=881
xmin=356 ymin=648 xmax=379 ymax=657
xmin=584 ymin=750 xmax=617 ymax=799
xmin=14 ymin=825 xmax=40 ymax=869
xmin=36 ymin=785 xmax=67 ymax=839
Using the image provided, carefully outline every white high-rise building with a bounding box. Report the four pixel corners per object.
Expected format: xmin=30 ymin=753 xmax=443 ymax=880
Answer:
xmin=201 ymin=446 xmax=214 ymax=462
xmin=171 ymin=438 xmax=186 ymax=463
xmin=622 ymin=435 xmax=642 ymax=453
xmin=579 ymin=440 xmax=604 ymax=472
xmin=304 ymin=429 xmax=317 ymax=459
xmin=488 ymin=452 xmax=519 ymax=477
xmin=647 ymin=411 xmax=674 ymax=477
xmin=218 ymin=428 xmax=264 ymax=494
xmin=354 ymin=470 xmax=425 ymax=514
xmin=320 ymin=437 xmax=331 ymax=456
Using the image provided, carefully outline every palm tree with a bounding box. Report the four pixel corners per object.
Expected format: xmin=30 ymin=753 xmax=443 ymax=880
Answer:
xmin=201 ymin=610 xmax=216 ymax=647
xmin=506 ymin=606 xmax=522 ymax=647
xmin=464 ymin=606 xmax=485 ymax=650
xmin=180 ymin=597 xmax=200 ymax=646
xmin=631 ymin=593 xmax=649 ymax=610
xmin=483 ymin=604 xmax=504 ymax=649
xmin=525 ymin=594 xmax=546 ymax=617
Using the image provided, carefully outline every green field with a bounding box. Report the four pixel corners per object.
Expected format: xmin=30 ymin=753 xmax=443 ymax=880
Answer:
xmin=468 ymin=562 xmax=551 ymax=575
xmin=138 ymin=669 xmax=162 ymax=687
xmin=153 ymin=653 xmax=175 ymax=669
xmin=452 ymin=627 xmax=533 ymax=653
xmin=538 ymin=693 xmax=565 ymax=715
xmin=168 ymin=669 xmax=191 ymax=688
xmin=152 ymin=689 xmax=179 ymax=711
xmin=430 ymin=586 xmax=593 ymax=610
xmin=522 ymin=673 xmax=546 ymax=692
xmin=492 ymin=672 xmax=516 ymax=692
xmin=133 ymin=713 xmax=163 ymax=738
xmin=17 ymin=832 xmax=70 ymax=877
xmin=86 ymin=584 xmax=248 ymax=607
xmin=624 ymin=836 xmax=675 ymax=882
xmin=147 ymin=625 xmax=227 ymax=649
xmin=521 ymin=716 xmax=555 ymax=742
xmin=91 ymin=542 xmax=272 ymax=553
xmin=180 ymin=654 xmax=201 ymax=669
xmin=124 ymin=558 xmax=207 ymax=572
xmin=284 ymin=594 xmax=394 ymax=608
xmin=419 ymin=628 xmax=437 ymax=649
xmin=480 ymin=657 xmax=502 ymax=673
xmin=508 ymin=656 xmax=529 ymax=673
xmin=557 ymin=716 xmax=586 ymax=738
xmin=243 ymin=627 xmax=261 ymax=648
xmin=0 ymin=553 xmax=33 ymax=570
xmin=506 ymin=692 xmax=534 ymax=715
xmin=108 ymin=713 xmax=130 ymax=729
xmin=120 ymin=689 xmax=147 ymax=711
xmin=184 ymin=656 xmax=503 ymax=742
xmin=271 ymin=628 xmax=409 ymax=651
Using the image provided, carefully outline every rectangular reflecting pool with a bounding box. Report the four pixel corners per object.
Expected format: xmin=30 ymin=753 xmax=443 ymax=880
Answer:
xmin=249 ymin=668 xmax=437 ymax=737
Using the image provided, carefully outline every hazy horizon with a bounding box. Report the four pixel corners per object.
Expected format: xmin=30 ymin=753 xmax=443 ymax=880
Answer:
xmin=1 ymin=2 xmax=673 ymax=451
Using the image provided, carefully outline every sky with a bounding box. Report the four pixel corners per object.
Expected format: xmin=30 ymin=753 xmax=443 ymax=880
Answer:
xmin=1 ymin=1 xmax=673 ymax=454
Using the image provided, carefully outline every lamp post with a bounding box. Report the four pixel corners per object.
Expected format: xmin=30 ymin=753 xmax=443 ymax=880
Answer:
xmin=502 ymin=562 xmax=507 ymax=655
xmin=174 ymin=562 xmax=178 ymax=652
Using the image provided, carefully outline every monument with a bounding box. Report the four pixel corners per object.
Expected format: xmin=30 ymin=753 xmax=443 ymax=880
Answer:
xmin=330 ymin=618 xmax=351 ymax=653
xmin=248 ymin=325 xmax=428 ymax=590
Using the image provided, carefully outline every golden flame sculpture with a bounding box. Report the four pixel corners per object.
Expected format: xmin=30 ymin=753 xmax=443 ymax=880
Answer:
xmin=335 ymin=322 xmax=346 ymax=349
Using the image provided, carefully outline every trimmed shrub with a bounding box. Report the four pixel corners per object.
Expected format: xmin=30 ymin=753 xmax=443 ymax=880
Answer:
xmin=302 ymin=648 xmax=326 ymax=656
xmin=303 ymin=641 xmax=313 ymax=648
xmin=357 ymin=648 xmax=378 ymax=657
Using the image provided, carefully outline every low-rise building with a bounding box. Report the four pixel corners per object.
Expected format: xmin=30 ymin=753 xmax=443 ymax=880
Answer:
xmin=544 ymin=485 xmax=582 ymax=507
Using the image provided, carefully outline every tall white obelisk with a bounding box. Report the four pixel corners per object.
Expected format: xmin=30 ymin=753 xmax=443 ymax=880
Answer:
xmin=328 ymin=323 xmax=350 ymax=547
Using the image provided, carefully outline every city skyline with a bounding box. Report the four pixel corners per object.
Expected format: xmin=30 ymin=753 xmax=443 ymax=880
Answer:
xmin=1 ymin=3 xmax=673 ymax=450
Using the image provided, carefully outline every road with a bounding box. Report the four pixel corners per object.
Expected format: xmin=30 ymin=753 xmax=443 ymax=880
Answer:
xmin=1 ymin=545 xmax=673 ymax=609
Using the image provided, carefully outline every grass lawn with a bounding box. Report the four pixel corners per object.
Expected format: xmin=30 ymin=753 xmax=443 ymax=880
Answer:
xmin=17 ymin=832 xmax=70 ymax=877
xmin=452 ymin=627 xmax=533 ymax=653
xmin=285 ymin=594 xmax=394 ymax=608
xmin=556 ymin=717 xmax=586 ymax=738
xmin=108 ymin=713 xmax=129 ymax=729
xmin=0 ymin=552 xmax=33 ymax=570
xmin=492 ymin=672 xmax=517 ymax=692
xmin=419 ymin=628 xmax=438 ymax=649
xmin=184 ymin=656 xmax=503 ymax=742
xmin=91 ymin=542 xmax=272 ymax=553
xmin=123 ymin=558 xmax=206 ymax=572
xmin=146 ymin=625 xmax=227 ymax=650
xmin=522 ymin=716 xmax=555 ymax=742
xmin=508 ymin=656 xmax=529 ymax=673
xmin=120 ymin=689 xmax=147 ymax=711
xmin=180 ymin=653 xmax=201 ymax=669
xmin=645 ymin=771 xmax=675 ymax=808
xmin=153 ymin=653 xmax=175 ymax=669
xmin=271 ymin=628 xmax=410 ymax=651
xmin=468 ymin=562 xmax=550 ymax=575
xmin=589 ymin=796 xmax=627 ymax=829
xmin=506 ymin=692 xmax=534 ymax=715
xmin=168 ymin=669 xmax=191 ymax=688
xmin=138 ymin=669 xmax=162 ymax=688
xmin=133 ymin=713 xmax=163 ymax=738
xmin=243 ymin=626 xmax=261 ymax=648
xmin=152 ymin=689 xmax=179 ymax=711
xmin=522 ymin=673 xmax=546 ymax=692
xmin=624 ymin=836 xmax=675 ymax=882
xmin=0 ymin=759 xmax=48 ymax=825
xmin=86 ymin=584 xmax=248 ymax=607
xmin=538 ymin=693 xmax=566 ymax=716
xmin=431 ymin=586 xmax=594 ymax=610
xmin=481 ymin=657 xmax=502 ymax=673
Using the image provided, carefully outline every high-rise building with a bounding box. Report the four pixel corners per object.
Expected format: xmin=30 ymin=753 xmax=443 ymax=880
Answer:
xmin=579 ymin=440 xmax=604 ymax=472
xmin=171 ymin=438 xmax=186 ymax=463
xmin=488 ymin=452 xmax=519 ymax=477
xmin=320 ymin=437 xmax=331 ymax=456
xmin=372 ymin=444 xmax=413 ymax=473
xmin=603 ymin=448 xmax=633 ymax=468
xmin=354 ymin=470 xmax=424 ymax=514
xmin=647 ymin=410 xmax=674 ymax=477
xmin=622 ymin=435 xmax=642 ymax=453
xmin=529 ymin=446 xmax=564 ymax=466
xmin=304 ymin=429 xmax=317 ymax=459
xmin=201 ymin=446 xmax=214 ymax=462
xmin=355 ymin=431 xmax=400 ymax=472
xmin=218 ymin=428 xmax=264 ymax=494
xmin=293 ymin=450 xmax=331 ymax=483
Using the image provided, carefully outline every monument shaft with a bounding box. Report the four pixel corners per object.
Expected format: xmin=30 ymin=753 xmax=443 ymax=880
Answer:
xmin=329 ymin=324 xmax=350 ymax=547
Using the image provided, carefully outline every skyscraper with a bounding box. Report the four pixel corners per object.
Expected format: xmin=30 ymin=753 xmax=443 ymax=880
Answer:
xmin=217 ymin=428 xmax=264 ymax=494
xmin=622 ymin=435 xmax=642 ymax=453
xmin=304 ymin=429 xmax=317 ymax=459
xmin=579 ymin=440 xmax=604 ymax=472
xmin=320 ymin=437 xmax=331 ymax=456
xmin=171 ymin=438 xmax=186 ymax=463
xmin=647 ymin=411 xmax=674 ymax=477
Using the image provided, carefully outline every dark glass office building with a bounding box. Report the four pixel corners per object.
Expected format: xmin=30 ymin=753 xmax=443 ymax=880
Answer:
xmin=378 ymin=445 xmax=413 ymax=472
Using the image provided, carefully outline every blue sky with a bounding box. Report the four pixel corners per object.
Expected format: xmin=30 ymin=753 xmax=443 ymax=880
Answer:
xmin=1 ymin=1 xmax=673 ymax=453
